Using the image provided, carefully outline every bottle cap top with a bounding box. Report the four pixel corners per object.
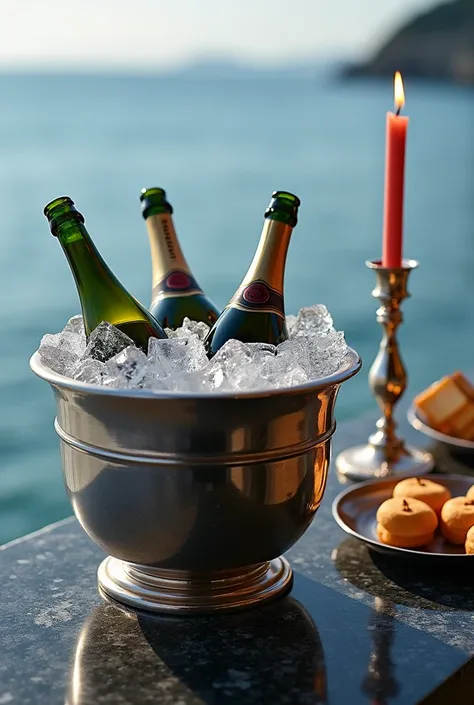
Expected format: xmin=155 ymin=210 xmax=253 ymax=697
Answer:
xmin=44 ymin=196 xmax=74 ymax=216
xmin=265 ymin=191 xmax=301 ymax=227
xmin=140 ymin=187 xmax=173 ymax=218
xmin=44 ymin=196 xmax=85 ymax=236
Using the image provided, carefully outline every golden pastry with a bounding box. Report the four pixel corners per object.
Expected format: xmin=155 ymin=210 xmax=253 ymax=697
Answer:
xmin=392 ymin=477 xmax=451 ymax=515
xmin=376 ymin=497 xmax=438 ymax=549
xmin=414 ymin=372 xmax=474 ymax=441
xmin=465 ymin=526 xmax=474 ymax=555
xmin=440 ymin=497 xmax=474 ymax=545
xmin=452 ymin=371 xmax=474 ymax=400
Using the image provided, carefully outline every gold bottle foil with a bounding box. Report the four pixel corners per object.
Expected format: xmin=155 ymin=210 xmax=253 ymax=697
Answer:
xmin=229 ymin=219 xmax=293 ymax=318
xmin=146 ymin=213 xmax=202 ymax=301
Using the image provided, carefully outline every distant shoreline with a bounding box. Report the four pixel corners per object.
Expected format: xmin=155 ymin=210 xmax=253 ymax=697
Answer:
xmin=0 ymin=57 xmax=351 ymax=81
xmin=340 ymin=0 xmax=474 ymax=86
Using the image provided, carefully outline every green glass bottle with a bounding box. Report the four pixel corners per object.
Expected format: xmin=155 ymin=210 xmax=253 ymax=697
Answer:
xmin=140 ymin=187 xmax=220 ymax=329
xmin=44 ymin=196 xmax=167 ymax=351
xmin=204 ymin=190 xmax=300 ymax=357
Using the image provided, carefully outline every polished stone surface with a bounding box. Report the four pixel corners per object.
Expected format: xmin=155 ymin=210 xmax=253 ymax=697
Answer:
xmin=1 ymin=410 xmax=474 ymax=704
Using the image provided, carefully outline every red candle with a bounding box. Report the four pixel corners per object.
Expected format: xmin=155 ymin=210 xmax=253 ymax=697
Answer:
xmin=382 ymin=71 xmax=409 ymax=268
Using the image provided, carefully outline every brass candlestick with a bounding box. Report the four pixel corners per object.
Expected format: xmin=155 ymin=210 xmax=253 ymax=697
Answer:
xmin=336 ymin=259 xmax=434 ymax=481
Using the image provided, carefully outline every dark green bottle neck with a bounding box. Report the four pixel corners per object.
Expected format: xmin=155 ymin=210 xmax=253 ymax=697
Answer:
xmin=54 ymin=218 xmax=125 ymax=312
xmin=265 ymin=212 xmax=295 ymax=227
xmin=145 ymin=204 xmax=171 ymax=218
xmin=56 ymin=218 xmax=110 ymax=272
xmin=140 ymin=188 xmax=173 ymax=220
xmin=264 ymin=191 xmax=300 ymax=227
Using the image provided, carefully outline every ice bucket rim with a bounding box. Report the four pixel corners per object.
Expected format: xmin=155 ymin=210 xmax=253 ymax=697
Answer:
xmin=29 ymin=347 xmax=361 ymax=401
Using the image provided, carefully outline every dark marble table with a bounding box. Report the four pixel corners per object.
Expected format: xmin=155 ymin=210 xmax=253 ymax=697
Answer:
xmin=1 ymin=410 xmax=473 ymax=705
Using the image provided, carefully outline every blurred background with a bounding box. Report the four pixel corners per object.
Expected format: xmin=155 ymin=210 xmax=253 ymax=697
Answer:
xmin=0 ymin=0 xmax=473 ymax=542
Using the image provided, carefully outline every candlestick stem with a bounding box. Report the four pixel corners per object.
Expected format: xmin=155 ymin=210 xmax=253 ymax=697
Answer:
xmin=336 ymin=259 xmax=434 ymax=481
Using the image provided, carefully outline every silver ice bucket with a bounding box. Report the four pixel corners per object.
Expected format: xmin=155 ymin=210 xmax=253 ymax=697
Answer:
xmin=30 ymin=348 xmax=361 ymax=614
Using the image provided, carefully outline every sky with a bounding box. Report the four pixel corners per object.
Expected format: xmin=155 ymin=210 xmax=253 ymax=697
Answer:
xmin=0 ymin=0 xmax=441 ymax=71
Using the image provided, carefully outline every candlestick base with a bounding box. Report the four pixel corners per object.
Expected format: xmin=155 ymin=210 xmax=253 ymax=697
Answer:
xmin=335 ymin=442 xmax=434 ymax=482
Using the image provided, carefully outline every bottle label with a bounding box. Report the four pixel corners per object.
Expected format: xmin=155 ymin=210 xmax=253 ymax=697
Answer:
xmin=153 ymin=269 xmax=204 ymax=301
xmin=229 ymin=279 xmax=284 ymax=317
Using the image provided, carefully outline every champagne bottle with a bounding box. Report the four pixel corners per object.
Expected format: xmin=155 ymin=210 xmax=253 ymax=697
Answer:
xmin=44 ymin=196 xmax=167 ymax=351
xmin=140 ymin=187 xmax=220 ymax=329
xmin=205 ymin=190 xmax=300 ymax=357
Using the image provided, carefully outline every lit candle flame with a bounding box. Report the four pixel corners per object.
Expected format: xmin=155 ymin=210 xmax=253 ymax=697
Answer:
xmin=394 ymin=71 xmax=405 ymax=112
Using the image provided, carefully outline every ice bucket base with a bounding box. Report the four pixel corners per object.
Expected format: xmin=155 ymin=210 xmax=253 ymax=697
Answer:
xmin=97 ymin=556 xmax=293 ymax=615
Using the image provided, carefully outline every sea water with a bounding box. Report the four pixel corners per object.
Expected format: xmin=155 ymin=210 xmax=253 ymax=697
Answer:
xmin=0 ymin=69 xmax=473 ymax=541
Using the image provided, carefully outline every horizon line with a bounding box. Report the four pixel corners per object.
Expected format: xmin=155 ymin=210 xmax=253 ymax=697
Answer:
xmin=0 ymin=54 xmax=357 ymax=76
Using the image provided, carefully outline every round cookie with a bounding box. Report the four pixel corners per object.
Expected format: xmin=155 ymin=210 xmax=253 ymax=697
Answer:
xmin=465 ymin=526 xmax=474 ymax=555
xmin=392 ymin=477 xmax=451 ymax=515
xmin=376 ymin=497 xmax=438 ymax=548
xmin=466 ymin=485 xmax=474 ymax=501
xmin=440 ymin=497 xmax=474 ymax=545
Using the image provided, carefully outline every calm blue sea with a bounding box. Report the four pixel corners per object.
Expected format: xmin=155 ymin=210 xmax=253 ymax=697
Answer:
xmin=0 ymin=69 xmax=473 ymax=543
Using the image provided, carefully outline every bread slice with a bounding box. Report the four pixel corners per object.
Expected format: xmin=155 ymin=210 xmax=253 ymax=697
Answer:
xmin=414 ymin=375 xmax=469 ymax=430
xmin=458 ymin=418 xmax=474 ymax=442
xmin=414 ymin=372 xmax=474 ymax=440
xmin=452 ymin=371 xmax=474 ymax=401
xmin=447 ymin=403 xmax=474 ymax=437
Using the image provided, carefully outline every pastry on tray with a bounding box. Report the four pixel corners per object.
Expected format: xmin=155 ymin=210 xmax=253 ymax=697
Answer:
xmin=466 ymin=526 xmax=474 ymax=555
xmin=392 ymin=477 xmax=451 ymax=515
xmin=376 ymin=497 xmax=438 ymax=548
xmin=440 ymin=496 xmax=474 ymax=545
xmin=414 ymin=371 xmax=474 ymax=441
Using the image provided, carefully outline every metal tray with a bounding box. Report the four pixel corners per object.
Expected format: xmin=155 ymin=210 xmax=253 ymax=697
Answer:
xmin=332 ymin=474 xmax=474 ymax=562
xmin=408 ymin=406 xmax=474 ymax=453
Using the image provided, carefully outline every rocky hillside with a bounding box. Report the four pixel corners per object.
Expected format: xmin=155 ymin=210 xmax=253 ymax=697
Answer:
xmin=343 ymin=0 xmax=474 ymax=84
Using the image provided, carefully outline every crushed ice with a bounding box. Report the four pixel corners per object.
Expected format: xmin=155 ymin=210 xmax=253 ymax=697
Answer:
xmin=38 ymin=306 xmax=350 ymax=393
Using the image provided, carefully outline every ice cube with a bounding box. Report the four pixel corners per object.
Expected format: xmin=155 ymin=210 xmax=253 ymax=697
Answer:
xmin=259 ymin=347 xmax=310 ymax=389
xmin=104 ymin=346 xmax=148 ymax=388
xmin=285 ymin=314 xmax=297 ymax=336
xmin=246 ymin=342 xmax=277 ymax=362
xmin=236 ymin=343 xmax=278 ymax=388
xmin=64 ymin=314 xmax=85 ymax=338
xmin=71 ymin=358 xmax=106 ymax=384
xmin=142 ymin=374 xmax=169 ymax=392
xmin=204 ymin=340 xmax=259 ymax=391
xmin=291 ymin=305 xmax=334 ymax=338
xmin=277 ymin=331 xmax=348 ymax=379
xmin=83 ymin=322 xmax=135 ymax=363
xmin=277 ymin=366 xmax=310 ymax=388
xmin=211 ymin=342 xmax=272 ymax=391
xmin=175 ymin=317 xmax=211 ymax=342
xmin=167 ymin=364 xmax=229 ymax=393
xmin=308 ymin=331 xmax=349 ymax=377
xmin=147 ymin=336 xmax=207 ymax=378
xmin=39 ymin=331 xmax=86 ymax=375
xmin=211 ymin=339 xmax=252 ymax=372
xmin=276 ymin=338 xmax=312 ymax=374
xmin=164 ymin=327 xmax=179 ymax=339
xmin=183 ymin=335 xmax=209 ymax=370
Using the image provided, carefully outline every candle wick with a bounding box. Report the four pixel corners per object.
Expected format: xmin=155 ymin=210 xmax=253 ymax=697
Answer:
xmin=396 ymin=106 xmax=401 ymax=116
